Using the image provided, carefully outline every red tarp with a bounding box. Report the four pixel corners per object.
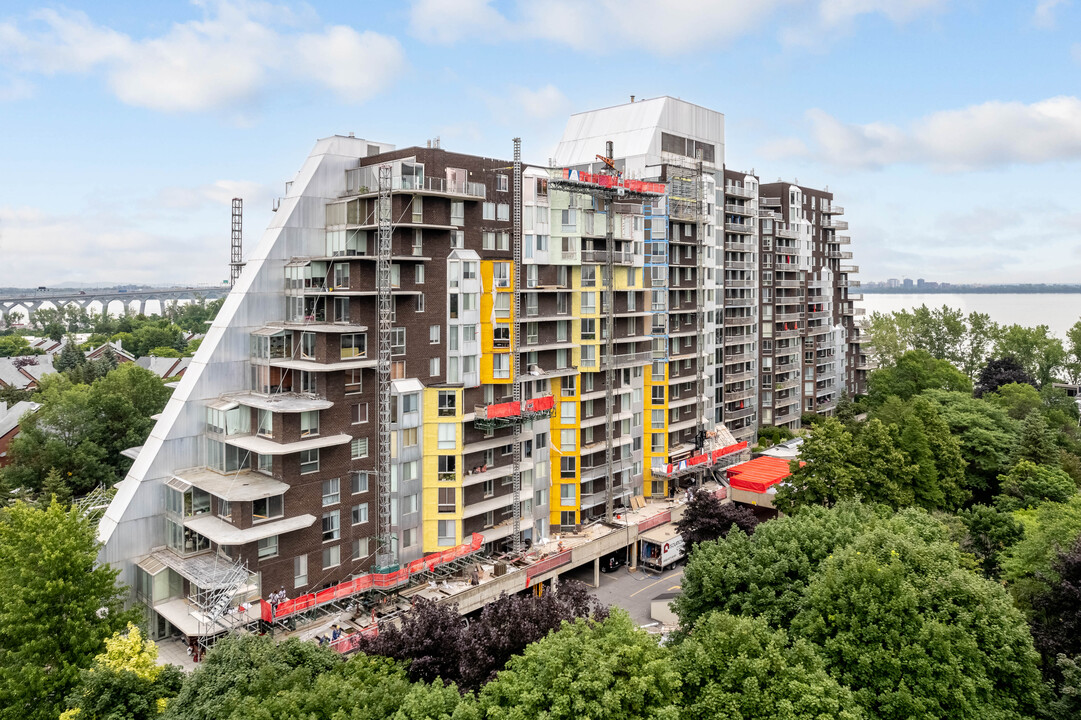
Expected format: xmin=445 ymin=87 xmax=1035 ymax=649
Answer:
xmin=264 ymin=533 xmax=485 ymax=620
xmin=524 ymin=395 xmax=554 ymax=413
xmin=483 ymin=401 xmax=520 ymax=419
xmin=727 ymin=456 xmax=801 ymax=493
xmin=664 ymin=441 xmax=748 ymax=475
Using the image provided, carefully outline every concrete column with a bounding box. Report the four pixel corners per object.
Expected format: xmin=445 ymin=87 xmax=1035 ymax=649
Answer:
xmin=136 ymin=300 xmax=146 ymax=316
xmin=593 ymin=557 xmax=601 ymax=587
xmin=629 ymin=540 xmax=638 ymax=570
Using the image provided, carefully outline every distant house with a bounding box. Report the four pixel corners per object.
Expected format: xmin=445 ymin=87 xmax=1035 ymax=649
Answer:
xmin=135 ymin=356 xmax=191 ymax=381
xmin=0 ymin=400 xmax=41 ymax=467
xmin=86 ymin=340 xmax=136 ymax=363
xmin=0 ymin=355 xmax=56 ymax=391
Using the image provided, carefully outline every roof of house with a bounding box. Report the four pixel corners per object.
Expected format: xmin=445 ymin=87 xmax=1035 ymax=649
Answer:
xmin=0 ymin=356 xmax=53 ymax=389
xmin=0 ymin=400 xmax=41 ymax=439
xmin=135 ymin=356 xmax=191 ymax=378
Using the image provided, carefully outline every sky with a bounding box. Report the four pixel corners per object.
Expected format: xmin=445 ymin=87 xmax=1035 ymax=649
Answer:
xmin=1 ymin=0 xmax=1080 ymax=287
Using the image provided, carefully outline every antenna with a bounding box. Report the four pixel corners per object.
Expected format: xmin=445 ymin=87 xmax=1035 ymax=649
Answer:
xmin=229 ymin=198 xmax=244 ymax=287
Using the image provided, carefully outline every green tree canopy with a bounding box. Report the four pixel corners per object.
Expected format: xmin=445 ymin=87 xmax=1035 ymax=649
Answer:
xmin=0 ymin=335 xmax=37 ymax=357
xmin=774 ymin=418 xmax=860 ymax=513
xmin=955 ymin=504 xmax=1025 ymax=578
xmin=0 ymin=501 xmax=137 ymax=720
xmin=866 ymin=349 xmax=972 ymax=405
xmin=477 ymin=610 xmax=680 ymax=720
xmin=792 ymin=523 xmax=1043 ymax=720
xmin=1 ymin=364 xmax=171 ymax=497
xmin=994 ymin=460 xmax=1076 ymax=512
xmin=674 ymin=612 xmax=865 ymax=720
xmin=994 ymin=324 xmax=1066 ymax=388
xmin=1001 ymin=493 xmax=1081 ymax=609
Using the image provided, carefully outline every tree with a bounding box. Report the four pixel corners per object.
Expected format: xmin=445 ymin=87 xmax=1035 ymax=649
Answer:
xmin=1045 ymin=654 xmax=1081 ymax=720
xmin=1030 ymin=537 xmax=1081 ymax=672
xmin=0 ymin=500 xmax=137 ymax=720
xmin=956 ymin=504 xmax=1025 ymax=578
xmin=354 ymin=598 xmax=465 ymax=686
xmin=918 ymin=389 xmax=1019 ymax=500
xmin=866 ymin=349 xmax=971 ymax=406
xmin=994 ymin=460 xmax=1076 ymax=512
xmin=0 ymin=335 xmax=35 ymax=357
xmin=676 ymin=491 xmax=758 ymax=547
xmin=674 ymin=612 xmax=865 ymax=720
xmin=674 ymin=501 xmax=883 ymax=629
xmin=148 ymin=346 xmax=183 ymax=358
xmin=994 ymin=324 xmax=1066 ymax=388
xmin=1 ymin=364 xmax=171 ymax=497
xmin=1002 ymin=493 xmax=1081 ymax=609
xmin=62 ymin=624 xmax=183 ymax=720
xmin=54 ymin=336 xmax=87 ymax=373
xmin=792 ymin=522 xmax=1044 ymax=720
xmin=985 ymin=381 xmax=1044 ymax=420
xmin=162 ymin=635 xmax=340 ymax=720
xmin=960 ymin=311 xmax=999 ymax=380
xmin=854 ymin=419 xmax=914 ymax=509
xmin=1012 ymin=411 xmax=1060 ymax=467
xmin=976 ymin=356 xmax=1036 ymax=397
xmin=1065 ymin=319 xmax=1081 ymax=385
xmin=774 ymin=418 xmax=860 ymax=514
xmin=907 ymin=396 xmax=968 ymax=510
xmin=477 ymin=610 xmax=680 ymax=720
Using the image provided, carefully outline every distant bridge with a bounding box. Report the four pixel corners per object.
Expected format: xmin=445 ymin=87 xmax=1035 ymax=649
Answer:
xmin=0 ymin=287 xmax=230 ymax=324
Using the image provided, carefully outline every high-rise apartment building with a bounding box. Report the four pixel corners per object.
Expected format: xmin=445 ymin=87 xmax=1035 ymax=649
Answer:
xmin=98 ymin=97 xmax=865 ymax=641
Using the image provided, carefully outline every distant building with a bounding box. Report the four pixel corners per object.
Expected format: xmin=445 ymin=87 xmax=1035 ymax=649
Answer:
xmin=916 ymin=278 xmax=925 ymax=288
xmin=903 ymin=278 xmax=914 ymax=288
xmin=887 ymin=278 xmax=900 ymax=288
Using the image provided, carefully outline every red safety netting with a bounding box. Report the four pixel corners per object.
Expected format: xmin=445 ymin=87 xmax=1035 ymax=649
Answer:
xmin=663 ymin=441 xmax=747 ymax=475
xmin=524 ymin=395 xmax=554 ymax=412
xmin=727 ymin=456 xmax=802 ymax=493
xmin=482 ymin=401 xmax=520 ymax=419
xmin=260 ymin=533 xmax=485 ymax=622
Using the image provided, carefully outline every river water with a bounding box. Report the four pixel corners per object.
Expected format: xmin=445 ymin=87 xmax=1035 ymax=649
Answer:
xmin=860 ymin=293 xmax=1081 ymax=339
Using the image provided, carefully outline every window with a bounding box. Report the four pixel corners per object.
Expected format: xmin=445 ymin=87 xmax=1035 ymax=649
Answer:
xmin=300 ymin=332 xmax=316 ymax=359
xmin=258 ymin=536 xmax=278 ymax=559
xmin=581 ymin=318 xmax=596 ymax=341
xmin=415 ymin=264 xmax=425 ymax=284
xmin=497 ymin=204 xmax=510 ymax=221
xmin=483 ymin=231 xmax=496 ymax=250
xmin=463 ymin=262 xmax=477 ymax=280
xmin=403 ymin=427 xmax=418 ymax=447
xmin=438 ymin=391 xmax=456 ymax=416
xmin=351 ymin=471 xmax=369 ymax=494
xmin=561 ymin=484 xmax=576 ymax=504
xmin=494 ymin=325 xmax=510 ymax=348
xmin=483 ymin=479 xmax=494 ymax=497
xmin=560 ymin=401 xmax=575 ymax=422
xmin=322 ymin=511 xmax=340 ymax=541
xmin=402 ymin=393 xmax=419 ymax=414
xmin=322 ymin=478 xmax=340 ymax=506
xmin=536 ymin=432 xmax=548 ymax=449
xmin=463 ymin=325 xmax=476 ymax=343
xmin=300 ymin=448 xmax=320 ymax=474
xmin=561 ymin=456 xmax=576 ymax=478
xmin=351 ymin=437 xmax=368 ymax=459
xmin=560 ymin=510 xmax=576 ymax=527
xmin=430 ymin=357 xmax=440 ymax=377
xmin=341 ymin=333 xmax=366 ymax=359
xmin=345 ymin=369 xmax=363 ymax=395
xmin=402 ymin=528 xmax=416 ymax=548
xmin=493 ymin=354 xmax=510 ymax=379
xmin=390 ymin=328 xmax=406 ymax=356
xmin=497 ymin=174 xmax=508 ymax=192
xmin=651 ymin=433 xmax=664 ymax=453
xmin=253 ymin=495 xmax=283 ymax=521
xmin=257 ymin=409 xmax=273 ymax=437
xmin=412 ymin=196 xmax=423 ymax=223
xmin=352 ymin=503 xmax=368 ymax=525
xmin=581 ymin=292 xmax=596 ymax=314
xmin=483 ymin=202 xmax=496 ymax=220
xmin=429 ymin=325 xmax=440 ymax=344
xmin=412 ymin=229 xmax=423 ymax=256
xmin=294 ymin=555 xmax=307 ymax=587
xmin=451 ymin=201 xmax=464 ymax=226
xmin=334 ymin=296 xmax=350 ymax=323
xmin=438 ymin=520 xmax=455 ymax=547
xmin=451 ymin=230 xmax=464 ymax=248
xmin=581 ymin=265 xmax=596 ymax=287
xmin=352 ymin=537 xmax=369 ymax=561
xmin=322 ymin=545 xmax=340 ymax=569
xmin=351 ymin=403 xmax=368 ymax=424
xmin=494 ymin=293 xmax=510 ymax=318
xmin=438 ymin=423 xmax=456 ymax=449
xmin=438 ymin=455 xmax=456 ymax=481
xmin=300 ymin=411 xmax=319 ymax=437
xmin=561 ymin=428 xmax=576 ymax=451
xmin=218 ymin=499 xmax=231 ymax=520
xmin=438 ymin=487 xmax=456 ymax=513
xmin=493 ymin=262 xmax=510 ymax=288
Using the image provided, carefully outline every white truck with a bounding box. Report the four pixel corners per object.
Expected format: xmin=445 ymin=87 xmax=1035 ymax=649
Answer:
xmin=638 ymin=525 xmax=685 ymax=572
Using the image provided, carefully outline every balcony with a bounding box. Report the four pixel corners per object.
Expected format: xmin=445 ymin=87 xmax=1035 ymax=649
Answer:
xmin=723 ymin=296 xmax=756 ymax=307
xmin=725 ymin=185 xmax=755 ymax=199
xmin=600 ymin=351 xmax=653 ymax=371
xmin=724 ymin=222 xmax=754 ymax=235
xmin=826 ymin=250 xmax=853 ymax=260
xmin=775 ymin=376 xmax=800 ymax=391
xmin=725 ymin=203 xmax=754 ymax=216
xmin=581 ymin=249 xmax=635 ymax=265
xmin=759 ymin=195 xmax=780 ymax=207
xmin=723 ymin=405 xmax=756 ymax=422
xmin=724 ymin=238 xmax=755 ymax=252
xmin=723 ymin=368 xmax=755 ymax=383
xmin=724 ymin=385 xmax=756 ymax=403
xmin=840 ymin=264 xmax=859 ymax=274
xmin=823 ymin=204 xmax=844 ymax=215
xmin=343 ymin=171 xmax=487 ymax=199
xmin=724 ymin=278 xmax=755 ymax=288
xmin=774 ymin=256 xmax=800 ymax=269
xmin=806 ymin=323 xmax=832 ymax=336
xmin=775 ymin=227 xmax=799 ymax=240
xmin=723 ymin=314 xmax=756 ymax=327
xmin=775 ymin=310 xmax=803 ymax=323
xmin=822 ymin=218 xmax=849 ymax=230
xmin=724 ymin=259 xmax=754 ymax=270
xmin=833 ymin=234 xmax=851 ymax=245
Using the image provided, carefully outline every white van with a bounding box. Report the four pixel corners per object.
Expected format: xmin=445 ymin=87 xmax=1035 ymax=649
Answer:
xmin=638 ymin=525 xmax=685 ymax=572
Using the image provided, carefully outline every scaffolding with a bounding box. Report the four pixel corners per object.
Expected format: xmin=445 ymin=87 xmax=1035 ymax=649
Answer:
xmin=229 ymin=198 xmax=245 ymax=287
xmin=74 ymin=484 xmax=115 ymax=521
xmin=511 ymin=138 xmax=524 ymax=552
xmin=193 ymin=554 xmax=250 ymax=653
xmin=693 ymin=152 xmax=708 ymax=487
xmin=375 ymin=164 xmax=396 ymax=571
xmin=548 ymin=143 xmax=664 ymax=522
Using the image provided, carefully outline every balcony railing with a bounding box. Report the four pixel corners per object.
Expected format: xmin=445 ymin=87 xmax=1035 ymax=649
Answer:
xmin=823 ymin=204 xmax=844 ymax=215
xmin=600 ymin=351 xmax=653 ymax=370
xmin=581 ymin=250 xmax=635 ymax=265
xmin=775 ymin=227 xmax=799 ymax=240
xmin=724 ymin=203 xmax=754 ymax=215
xmin=725 ymin=222 xmax=754 ymax=235
xmin=725 ymin=185 xmax=755 ymax=199
xmin=822 ymin=219 xmax=849 ymax=230
xmin=344 ymin=170 xmax=486 ymax=199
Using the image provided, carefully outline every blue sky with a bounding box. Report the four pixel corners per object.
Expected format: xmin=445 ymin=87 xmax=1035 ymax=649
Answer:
xmin=1 ymin=0 xmax=1080 ymax=286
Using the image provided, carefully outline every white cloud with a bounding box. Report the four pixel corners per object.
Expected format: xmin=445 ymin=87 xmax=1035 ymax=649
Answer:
xmin=507 ymin=84 xmax=570 ymax=122
xmin=768 ymin=96 xmax=1081 ymax=170
xmin=1033 ymin=0 xmax=1069 ymax=28
xmin=408 ymin=0 xmax=946 ymax=53
xmin=0 ymin=2 xmax=405 ymax=112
